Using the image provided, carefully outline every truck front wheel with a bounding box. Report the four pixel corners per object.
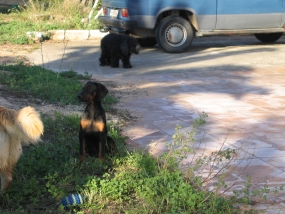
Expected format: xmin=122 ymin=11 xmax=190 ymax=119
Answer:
xmin=155 ymin=16 xmax=194 ymax=53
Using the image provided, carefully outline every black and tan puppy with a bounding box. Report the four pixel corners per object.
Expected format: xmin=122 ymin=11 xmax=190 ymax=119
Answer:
xmin=77 ymin=81 xmax=115 ymax=164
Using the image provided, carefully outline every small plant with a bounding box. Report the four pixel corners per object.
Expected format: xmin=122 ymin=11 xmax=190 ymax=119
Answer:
xmin=231 ymin=175 xmax=285 ymax=206
xmin=160 ymin=112 xmax=208 ymax=171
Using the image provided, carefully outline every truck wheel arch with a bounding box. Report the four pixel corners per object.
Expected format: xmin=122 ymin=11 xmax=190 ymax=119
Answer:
xmin=154 ymin=8 xmax=199 ymax=32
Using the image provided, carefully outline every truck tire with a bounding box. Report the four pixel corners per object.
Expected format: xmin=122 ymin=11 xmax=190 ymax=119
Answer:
xmin=137 ymin=38 xmax=157 ymax=47
xmin=254 ymin=33 xmax=283 ymax=43
xmin=155 ymin=16 xmax=194 ymax=53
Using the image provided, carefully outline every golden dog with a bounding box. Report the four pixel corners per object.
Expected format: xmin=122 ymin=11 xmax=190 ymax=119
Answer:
xmin=0 ymin=106 xmax=44 ymax=191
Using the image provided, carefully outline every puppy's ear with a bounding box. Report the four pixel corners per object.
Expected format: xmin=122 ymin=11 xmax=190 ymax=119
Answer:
xmin=95 ymin=82 xmax=109 ymax=101
xmin=120 ymin=41 xmax=129 ymax=55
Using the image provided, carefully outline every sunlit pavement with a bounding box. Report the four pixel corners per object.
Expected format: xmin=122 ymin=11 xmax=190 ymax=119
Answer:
xmin=28 ymin=35 xmax=285 ymax=212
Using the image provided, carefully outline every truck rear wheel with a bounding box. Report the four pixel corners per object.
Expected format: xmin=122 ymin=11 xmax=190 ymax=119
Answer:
xmin=155 ymin=16 xmax=194 ymax=53
xmin=254 ymin=33 xmax=283 ymax=43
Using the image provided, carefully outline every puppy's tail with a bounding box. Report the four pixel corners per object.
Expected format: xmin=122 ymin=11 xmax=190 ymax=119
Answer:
xmin=15 ymin=106 xmax=44 ymax=145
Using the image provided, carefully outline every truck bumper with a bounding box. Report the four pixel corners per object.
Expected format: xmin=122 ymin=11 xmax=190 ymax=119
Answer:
xmin=98 ymin=16 xmax=137 ymax=31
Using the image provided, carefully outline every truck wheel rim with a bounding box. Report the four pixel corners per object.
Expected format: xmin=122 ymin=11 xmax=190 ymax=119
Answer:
xmin=165 ymin=23 xmax=187 ymax=47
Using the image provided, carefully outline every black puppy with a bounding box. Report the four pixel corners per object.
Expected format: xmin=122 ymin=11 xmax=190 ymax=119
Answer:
xmin=77 ymin=81 xmax=115 ymax=163
xmin=99 ymin=33 xmax=140 ymax=68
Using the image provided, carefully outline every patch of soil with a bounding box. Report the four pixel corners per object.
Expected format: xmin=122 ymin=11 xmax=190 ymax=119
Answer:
xmin=0 ymin=44 xmax=36 ymax=55
xmin=0 ymin=43 xmax=37 ymax=65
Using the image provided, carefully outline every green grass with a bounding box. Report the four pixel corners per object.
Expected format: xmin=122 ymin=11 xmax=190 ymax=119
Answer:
xmin=0 ymin=0 xmax=101 ymax=44
xmin=0 ymin=63 xmax=117 ymax=107
xmin=0 ymin=63 xmax=89 ymax=105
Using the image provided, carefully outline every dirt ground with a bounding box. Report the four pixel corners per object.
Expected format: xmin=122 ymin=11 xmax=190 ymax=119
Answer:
xmin=0 ymin=43 xmax=142 ymax=127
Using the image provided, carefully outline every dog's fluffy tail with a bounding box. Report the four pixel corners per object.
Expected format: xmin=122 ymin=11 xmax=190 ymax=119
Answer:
xmin=15 ymin=106 xmax=44 ymax=144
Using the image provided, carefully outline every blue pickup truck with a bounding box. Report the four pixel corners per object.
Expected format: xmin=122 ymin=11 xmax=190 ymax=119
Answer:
xmin=98 ymin=0 xmax=285 ymax=53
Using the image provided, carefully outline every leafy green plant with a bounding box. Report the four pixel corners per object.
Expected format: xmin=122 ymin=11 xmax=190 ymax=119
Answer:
xmin=231 ymin=175 xmax=285 ymax=205
xmin=160 ymin=112 xmax=208 ymax=171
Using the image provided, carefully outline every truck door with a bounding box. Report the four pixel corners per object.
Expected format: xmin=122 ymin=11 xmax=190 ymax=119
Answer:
xmin=216 ymin=0 xmax=283 ymax=30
